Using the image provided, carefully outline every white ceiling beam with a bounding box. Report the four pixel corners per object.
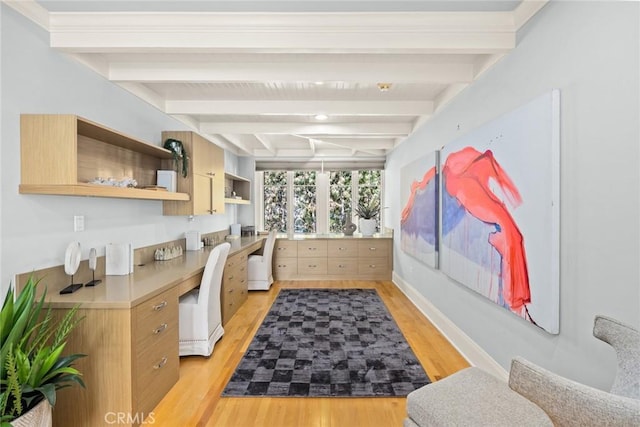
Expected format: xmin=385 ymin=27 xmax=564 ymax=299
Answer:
xmin=108 ymin=61 xmax=474 ymax=84
xmin=199 ymin=122 xmax=412 ymax=136
xmin=254 ymin=135 xmax=276 ymax=155
xmin=514 ymin=0 xmax=550 ymax=30
xmin=218 ymin=134 xmax=253 ymax=156
xmin=3 ymin=0 xmax=49 ymax=30
xmin=312 ymin=139 xmax=395 ymax=149
xmin=116 ymin=82 xmax=166 ymax=111
xmin=48 ymin=12 xmax=515 ymax=54
xmin=166 ymin=100 xmax=433 ymax=116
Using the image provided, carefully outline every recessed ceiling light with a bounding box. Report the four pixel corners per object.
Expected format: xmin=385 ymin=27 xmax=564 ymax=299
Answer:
xmin=314 ymin=114 xmax=328 ymax=121
xmin=314 ymin=81 xmax=325 ymax=85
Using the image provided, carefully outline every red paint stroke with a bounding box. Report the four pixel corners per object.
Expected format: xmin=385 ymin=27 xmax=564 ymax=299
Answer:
xmin=443 ymin=147 xmax=530 ymax=312
xmin=401 ymin=166 xmax=436 ymax=224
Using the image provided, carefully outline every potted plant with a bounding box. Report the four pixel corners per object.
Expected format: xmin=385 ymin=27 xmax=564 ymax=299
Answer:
xmin=354 ymin=198 xmax=380 ymax=236
xmin=0 ymin=277 xmax=85 ymax=427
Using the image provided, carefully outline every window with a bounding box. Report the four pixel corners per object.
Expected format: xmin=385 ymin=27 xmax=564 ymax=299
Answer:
xmin=259 ymin=169 xmax=383 ymax=234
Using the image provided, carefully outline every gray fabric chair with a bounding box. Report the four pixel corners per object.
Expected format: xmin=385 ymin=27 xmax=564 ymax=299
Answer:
xmin=404 ymin=315 xmax=640 ymax=427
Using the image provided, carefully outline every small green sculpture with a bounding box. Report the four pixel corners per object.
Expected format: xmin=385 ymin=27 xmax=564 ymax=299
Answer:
xmin=163 ymin=138 xmax=189 ymax=178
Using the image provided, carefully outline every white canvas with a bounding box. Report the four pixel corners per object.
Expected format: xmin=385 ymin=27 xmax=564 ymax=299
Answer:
xmin=440 ymin=90 xmax=560 ymax=334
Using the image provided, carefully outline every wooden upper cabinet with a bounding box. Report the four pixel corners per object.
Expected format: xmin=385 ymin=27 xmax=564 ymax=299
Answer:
xmin=19 ymin=114 xmax=190 ymax=201
xmin=162 ymin=131 xmax=225 ymax=216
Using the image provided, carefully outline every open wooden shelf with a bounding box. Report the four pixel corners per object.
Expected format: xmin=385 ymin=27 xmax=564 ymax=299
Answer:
xmin=224 ymin=172 xmax=251 ymax=204
xmin=19 ymin=184 xmax=190 ymax=201
xmin=20 ymin=114 xmax=190 ymax=202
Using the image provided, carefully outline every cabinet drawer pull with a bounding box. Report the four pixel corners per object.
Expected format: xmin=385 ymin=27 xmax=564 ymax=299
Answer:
xmin=240 ymin=279 xmax=246 ymax=284
xmin=338 ymin=264 xmax=346 ymax=268
xmin=309 ymin=264 xmax=317 ymax=268
xmin=228 ymin=288 xmax=234 ymax=293
xmin=207 ymin=172 xmax=216 ymax=176
xmin=308 ymin=247 xmax=316 ymax=251
xmin=153 ymin=323 xmax=168 ymax=335
xmin=369 ymin=247 xmax=377 ymax=251
xmin=338 ymin=247 xmax=346 ymax=251
xmin=208 ymin=209 xmax=217 ymax=214
xmin=154 ymin=356 xmax=168 ymax=370
xmin=278 ymin=247 xmax=286 ymax=251
xmin=278 ymin=264 xmax=287 ymax=267
xmin=153 ymin=301 xmax=168 ymax=311
xmin=369 ymin=264 xmax=376 ymax=268
xmin=228 ymin=275 xmax=234 ymax=280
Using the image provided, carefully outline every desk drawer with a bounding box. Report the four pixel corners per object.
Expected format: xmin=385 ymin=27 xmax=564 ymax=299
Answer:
xmin=275 ymin=239 xmax=298 ymax=257
xmin=274 ymin=257 xmax=298 ymax=276
xmin=328 ymin=258 xmax=358 ymax=275
xmin=358 ymin=257 xmax=390 ymax=276
xmin=135 ymin=288 xmax=178 ymax=351
xmin=297 ymin=257 xmax=328 ymax=275
xmin=226 ymin=250 xmax=248 ymax=270
xmin=298 ymin=241 xmax=328 ymax=258
xmin=134 ymin=330 xmax=178 ymax=415
xmin=328 ymin=240 xmax=358 ymax=257
xmin=358 ymin=240 xmax=390 ymax=257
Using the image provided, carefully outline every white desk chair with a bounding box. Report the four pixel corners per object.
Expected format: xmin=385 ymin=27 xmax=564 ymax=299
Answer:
xmin=247 ymin=230 xmax=277 ymax=290
xmin=178 ymin=242 xmax=230 ymax=357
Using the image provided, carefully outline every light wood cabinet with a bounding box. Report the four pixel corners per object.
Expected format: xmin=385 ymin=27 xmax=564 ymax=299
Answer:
xmin=52 ymin=287 xmax=179 ymax=427
xmin=19 ymin=114 xmax=189 ymax=201
xmin=221 ymin=249 xmax=249 ymax=324
xmin=273 ymin=238 xmax=392 ymax=281
xmin=162 ymin=131 xmax=225 ymax=215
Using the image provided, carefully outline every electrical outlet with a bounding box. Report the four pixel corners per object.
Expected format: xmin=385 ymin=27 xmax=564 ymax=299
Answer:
xmin=73 ymin=215 xmax=85 ymax=232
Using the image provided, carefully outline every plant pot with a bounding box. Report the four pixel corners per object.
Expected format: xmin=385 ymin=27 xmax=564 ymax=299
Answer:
xmin=11 ymin=399 xmax=52 ymax=427
xmin=359 ymin=218 xmax=377 ymax=236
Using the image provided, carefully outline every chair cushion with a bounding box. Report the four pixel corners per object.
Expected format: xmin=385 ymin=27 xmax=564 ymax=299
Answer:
xmin=406 ymin=367 xmax=552 ymax=427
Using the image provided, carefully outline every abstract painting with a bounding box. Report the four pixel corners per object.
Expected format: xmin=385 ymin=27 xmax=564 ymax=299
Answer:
xmin=400 ymin=151 xmax=439 ymax=268
xmin=440 ymin=90 xmax=560 ymax=334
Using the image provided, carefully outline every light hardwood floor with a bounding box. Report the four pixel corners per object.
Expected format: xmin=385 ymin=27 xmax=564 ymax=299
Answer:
xmin=149 ymin=281 xmax=469 ymax=427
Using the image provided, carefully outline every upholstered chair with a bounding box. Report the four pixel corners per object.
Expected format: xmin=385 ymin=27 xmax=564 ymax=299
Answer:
xmin=178 ymin=242 xmax=230 ymax=357
xmin=404 ymin=315 xmax=640 ymax=427
xmin=247 ymin=230 xmax=277 ymax=291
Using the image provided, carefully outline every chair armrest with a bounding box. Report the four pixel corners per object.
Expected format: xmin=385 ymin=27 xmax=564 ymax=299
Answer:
xmin=509 ymin=357 xmax=640 ymax=426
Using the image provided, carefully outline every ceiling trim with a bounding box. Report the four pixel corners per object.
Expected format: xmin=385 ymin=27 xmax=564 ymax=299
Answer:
xmin=165 ymin=100 xmax=433 ymax=116
xmin=199 ymin=122 xmax=412 ymax=136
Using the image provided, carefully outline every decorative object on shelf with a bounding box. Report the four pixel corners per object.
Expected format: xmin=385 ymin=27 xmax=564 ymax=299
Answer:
xmin=1 ymin=276 xmax=85 ymax=425
xmin=88 ymin=176 xmax=138 ymax=188
xmin=354 ymin=198 xmax=380 ymax=236
xmin=85 ymin=247 xmax=102 ymax=287
xmin=163 ymin=138 xmax=189 ymax=178
xmin=60 ymin=241 xmax=83 ymax=294
xmin=154 ymin=245 xmax=183 ymax=261
xmin=342 ymin=212 xmax=357 ymax=236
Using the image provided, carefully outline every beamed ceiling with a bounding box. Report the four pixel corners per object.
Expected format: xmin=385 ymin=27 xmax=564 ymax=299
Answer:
xmin=7 ymin=0 xmax=549 ymax=162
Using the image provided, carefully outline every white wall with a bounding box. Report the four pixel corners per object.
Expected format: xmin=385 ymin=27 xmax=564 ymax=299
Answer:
xmin=0 ymin=6 xmax=239 ymax=295
xmin=386 ymin=0 xmax=639 ymax=390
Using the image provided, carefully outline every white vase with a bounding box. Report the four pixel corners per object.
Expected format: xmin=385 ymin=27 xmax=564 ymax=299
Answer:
xmin=11 ymin=399 xmax=52 ymax=427
xmin=359 ymin=218 xmax=377 ymax=236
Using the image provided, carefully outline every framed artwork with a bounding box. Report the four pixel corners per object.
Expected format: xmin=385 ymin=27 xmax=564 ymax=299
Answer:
xmin=440 ymin=90 xmax=560 ymax=334
xmin=400 ymin=151 xmax=439 ymax=268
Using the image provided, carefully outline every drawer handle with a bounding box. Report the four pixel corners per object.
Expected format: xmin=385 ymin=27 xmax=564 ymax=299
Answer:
xmin=309 ymin=264 xmax=317 ymax=267
xmin=338 ymin=264 xmax=346 ymax=268
xmin=228 ymin=275 xmax=234 ymax=280
xmin=278 ymin=264 xmax=287 ymax=267
xmin=278 ymin=247 xmax=286 ymax=251
xmin=240 ymin=279 xmax=246 ymax=284
xmin=153 ymin=323 xmax=168 ymax=335
xmin=228 ymin=288 xmax=234 ymax=293
xmin=369 ymin=247 xmax=377 ymax=251
xmin=154 ymin=356 xmax=168 ymax=370
xmin=153 ymin=301 xmax=168 ymax=311
xmin=369 ymin=264 xmax=376 ymax=268
xmin=240 ymin=267 xmax=245 ymax=272
xmin=308 ymin=247 xmax=316 ymax=251
xmin=338 ymin=247 xmax=346 ymax=251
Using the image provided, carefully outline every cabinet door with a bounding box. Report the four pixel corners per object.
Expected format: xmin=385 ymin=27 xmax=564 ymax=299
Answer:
xmin=192 ymin=133 xmax=215 ymax=176
xmin=193 ymin=174 xmax=213 ymax=215
xmin=210 ymin=143 xmax=225 ymax=214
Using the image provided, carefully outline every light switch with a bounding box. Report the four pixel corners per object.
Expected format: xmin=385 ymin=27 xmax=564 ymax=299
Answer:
xmin=73 ymin=215 xmax=85 ymax=232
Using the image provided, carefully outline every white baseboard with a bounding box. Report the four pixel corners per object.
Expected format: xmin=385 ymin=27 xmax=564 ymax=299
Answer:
xmin=392 ymin=271 xmax=509 ymax=381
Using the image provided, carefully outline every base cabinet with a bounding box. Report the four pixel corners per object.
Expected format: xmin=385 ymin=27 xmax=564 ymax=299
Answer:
xmin=273 ymin=238 xmax=392 ymax=281
xmin=221 ymin=249 xmax=248 ymax=324
xmin=52 ymin=287 xmax=179 ymax=427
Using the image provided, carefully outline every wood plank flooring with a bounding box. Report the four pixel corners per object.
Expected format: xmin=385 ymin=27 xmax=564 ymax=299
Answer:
xmin=149 ymin=281 xmax=469 ymax=427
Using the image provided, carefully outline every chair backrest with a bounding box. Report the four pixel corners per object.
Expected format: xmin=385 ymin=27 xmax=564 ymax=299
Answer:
xmin=509 ymin=357 xmax=640 ymax=426
xmin=262 ymin=230 xmax=277 ymax=278
xmin=198 ymin=242 xmax=231 ymax=330
xmin=593 ymin=315 xmax=640 ymax=399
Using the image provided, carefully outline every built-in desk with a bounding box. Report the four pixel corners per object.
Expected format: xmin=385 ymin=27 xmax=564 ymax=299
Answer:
xmin=26 ymin=236 xmax=263 ymax=427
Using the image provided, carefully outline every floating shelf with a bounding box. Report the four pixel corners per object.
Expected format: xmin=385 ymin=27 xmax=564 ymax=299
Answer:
xmin=224 ymin=172 xmax=251 ymax=204
xmin=19 ymin=184 xmax=190 ymax=201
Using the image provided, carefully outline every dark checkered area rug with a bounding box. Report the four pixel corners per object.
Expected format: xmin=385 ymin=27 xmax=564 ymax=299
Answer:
xmin=222 ymin=288 xmax=431 ymax=397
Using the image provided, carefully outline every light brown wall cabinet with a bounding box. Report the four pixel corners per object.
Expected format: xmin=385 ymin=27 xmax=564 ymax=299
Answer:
xmin=19 ymin=114 xmax=189 ymax=201
xmin=162 ymin=131 xmax=225 ymax=215
xmin=274 ymin=238 xmax=392 ymax=280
